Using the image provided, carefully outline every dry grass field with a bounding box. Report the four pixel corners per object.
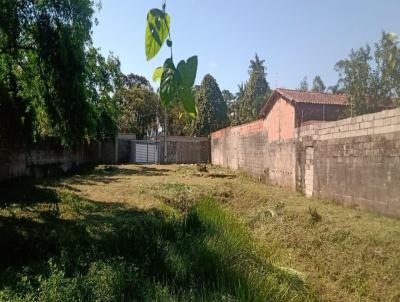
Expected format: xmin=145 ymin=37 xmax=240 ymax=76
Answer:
xmin=0 ymin=164 xmax=399 ymax=301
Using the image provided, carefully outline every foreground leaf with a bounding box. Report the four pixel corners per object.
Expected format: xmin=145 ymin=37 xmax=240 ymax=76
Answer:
xmin=160 ymin=58 xmax=180 ymax=106
xmin=177 ymin=56 xmax=198 ymax=88
xmin=145 ymin=9 xmax=170 ymax=61
xmin=179 ymin=86 xmax=197 ymax=118
xmin=153 ymin=66 xmax=163 ymax=81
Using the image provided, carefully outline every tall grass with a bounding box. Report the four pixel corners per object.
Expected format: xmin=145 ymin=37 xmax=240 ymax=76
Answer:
xmin=0 ymin=186 xmax=315 ymax=301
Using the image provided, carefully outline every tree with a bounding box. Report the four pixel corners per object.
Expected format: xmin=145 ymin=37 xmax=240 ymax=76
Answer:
xmin=237 ymin=54 xmax=272 ymax=123
xmin=124 ymin=73 xmax=153 ymax=91
xmin=85 ymin=48 xmax=125 ymax=141
xmin=0 ymin=0 xmax=122 ymax=148
xmin=222 ymin=90 xmax=235 ymax=106
xmin=228 ymin=84 xmax=245 ymax=126
xmin=115 ymin=74 xmax=160 ymax=139
xmin=222 ymin=89 xmax=237 ymax=125
xmin=327 ymin=84 xmax=342 ymax=94
xmin=299 ymin=76 xmax=309 ymax=91
xmin=334 ymin=31 xmax=400 ymax=116
xmin=166 ymin=104 xmax=194 ymax=136
xmin=194 ymin=74 xmax=228 ymax=136
xmin=311 ymin=76 xmax=326 ymax=92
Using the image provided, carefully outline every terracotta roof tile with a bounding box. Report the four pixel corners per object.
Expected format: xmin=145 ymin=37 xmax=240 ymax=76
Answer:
xmin=260 ymin=88 xmax=348 ymax=118
xmin=276 ymin=88 xmax=348 ymax=105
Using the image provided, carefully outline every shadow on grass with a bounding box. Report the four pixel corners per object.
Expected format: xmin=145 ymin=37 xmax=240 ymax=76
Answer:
xmin=67 ymin=165 xmax=171 ymax=186
xmin=0 ymin=181 xmax=59 ymax=208
xmin=0 ymin=180 xmax=314 ymax=301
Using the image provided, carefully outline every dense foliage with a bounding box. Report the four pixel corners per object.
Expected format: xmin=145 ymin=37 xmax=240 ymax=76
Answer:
xmin=0 ymin=0 xmax=123 ymax=148
xmin=230 ymin=54 xmax=272 ymax=125
xmin=165 ymin=104 xmax=194 ymax=136
xmin=115 ymin=74 xmax=160 ymax=139
xmin=194 ymin=74 xmax=228 ymax=136
xmin=85 ymin=48 xmax=124 ymax=141
xmin=335 ymin=32 xmax=400 ymax=115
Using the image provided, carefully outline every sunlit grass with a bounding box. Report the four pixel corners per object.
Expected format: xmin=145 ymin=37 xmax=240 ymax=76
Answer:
xmin=0 ymin=182 xmax=315 ymax=301
xmin=1 ymin=164 xmax=399 ymax=301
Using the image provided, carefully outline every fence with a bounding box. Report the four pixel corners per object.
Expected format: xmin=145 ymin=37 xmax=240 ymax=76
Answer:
xmin=116 ymin=136 xmax=210 ymax=164
xmin=211 ymin=108 xmax=400 ymax=218
xmin=0 ymin=135 xmax=210 ymax=182
xmin=0 ymin=140 xmax=115 ymax=182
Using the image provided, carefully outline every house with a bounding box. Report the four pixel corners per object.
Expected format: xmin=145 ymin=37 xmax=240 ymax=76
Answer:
xmin=259 ymin=88 xmax=348 ymax=142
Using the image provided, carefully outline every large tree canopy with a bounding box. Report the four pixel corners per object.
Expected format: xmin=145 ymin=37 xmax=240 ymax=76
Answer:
xmin=115 ymin=74 xmax=160 ymax=139
xmin=194 ymin=74 xmax=228 ymax=136
xmin=335 ymin=32 xmax=400 ymax=116
xmin=0 ymin=0 xmax=121 ymax=148
xmin=235 ymin=54 xmax=272 ymax=124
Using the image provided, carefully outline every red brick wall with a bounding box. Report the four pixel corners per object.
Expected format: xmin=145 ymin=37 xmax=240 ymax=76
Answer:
xmin=211 ymin=118 xmax=296 ymax=189
xmin=264 ymin=97 xmax=295 ymax=142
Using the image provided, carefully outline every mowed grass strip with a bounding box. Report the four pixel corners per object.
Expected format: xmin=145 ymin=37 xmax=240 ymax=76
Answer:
xmin=0 ymin=174 xmax=315 ymax=301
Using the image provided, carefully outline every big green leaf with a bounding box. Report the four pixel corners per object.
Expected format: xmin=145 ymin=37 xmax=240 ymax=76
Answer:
xmin=179 ymin=86 xmax=197 ymax=118
xmin=160 ymin=58 xmax=180 ymax=106
xmin=145 ymin=9 xmax=170 ymax=61
xmin=177 ymin=56 xmax=198 ymax=87
xmin=153 ymin=66 xmax=163 ymax=81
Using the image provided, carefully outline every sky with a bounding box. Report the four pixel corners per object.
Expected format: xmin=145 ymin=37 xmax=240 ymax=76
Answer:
xmin=92 ymin=0 xmax=400 ymax=93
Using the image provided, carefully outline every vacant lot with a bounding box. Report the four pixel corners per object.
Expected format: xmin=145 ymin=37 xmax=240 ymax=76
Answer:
xmin=0 ymin=164 xmax=399 ymax=301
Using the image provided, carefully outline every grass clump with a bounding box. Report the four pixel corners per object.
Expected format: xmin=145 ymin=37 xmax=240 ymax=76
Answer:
xmin=308 ymin=207 xmax=321 ymax=223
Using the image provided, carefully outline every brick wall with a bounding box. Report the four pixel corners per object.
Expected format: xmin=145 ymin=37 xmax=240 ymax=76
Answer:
xmin=212 ymin=107 xmax=400 ymax=217
xmin=265 ymin=97 xmax=295 ymax=142
xmin=211 ymin=119 xmax=296 ymax=188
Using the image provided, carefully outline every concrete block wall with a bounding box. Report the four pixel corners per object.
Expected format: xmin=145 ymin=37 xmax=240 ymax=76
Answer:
xmin=116 ymin=136 xmax=210 ymax=165
xmin=297 ymin=108 xmax=400 ymax=217
xmin=159 ymin=136 xmax=210 ymax=164
xmin=212 ymin=107 xmax=400 ymax=217
xmin=0 ymin=141 xmax=115 ymax=182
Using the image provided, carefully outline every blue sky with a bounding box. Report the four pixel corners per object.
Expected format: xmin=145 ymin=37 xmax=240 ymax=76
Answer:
xmin=92 ymin=0 xmax=400 ymax=93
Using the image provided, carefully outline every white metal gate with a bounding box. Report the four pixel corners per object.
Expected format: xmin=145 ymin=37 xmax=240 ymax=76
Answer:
xmin=131 ymin=141 xmax=160 ymax=164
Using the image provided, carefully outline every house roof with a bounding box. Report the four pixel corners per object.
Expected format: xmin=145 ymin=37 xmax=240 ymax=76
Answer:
xmin=259 ymin=88 xmax=348 ymax=118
